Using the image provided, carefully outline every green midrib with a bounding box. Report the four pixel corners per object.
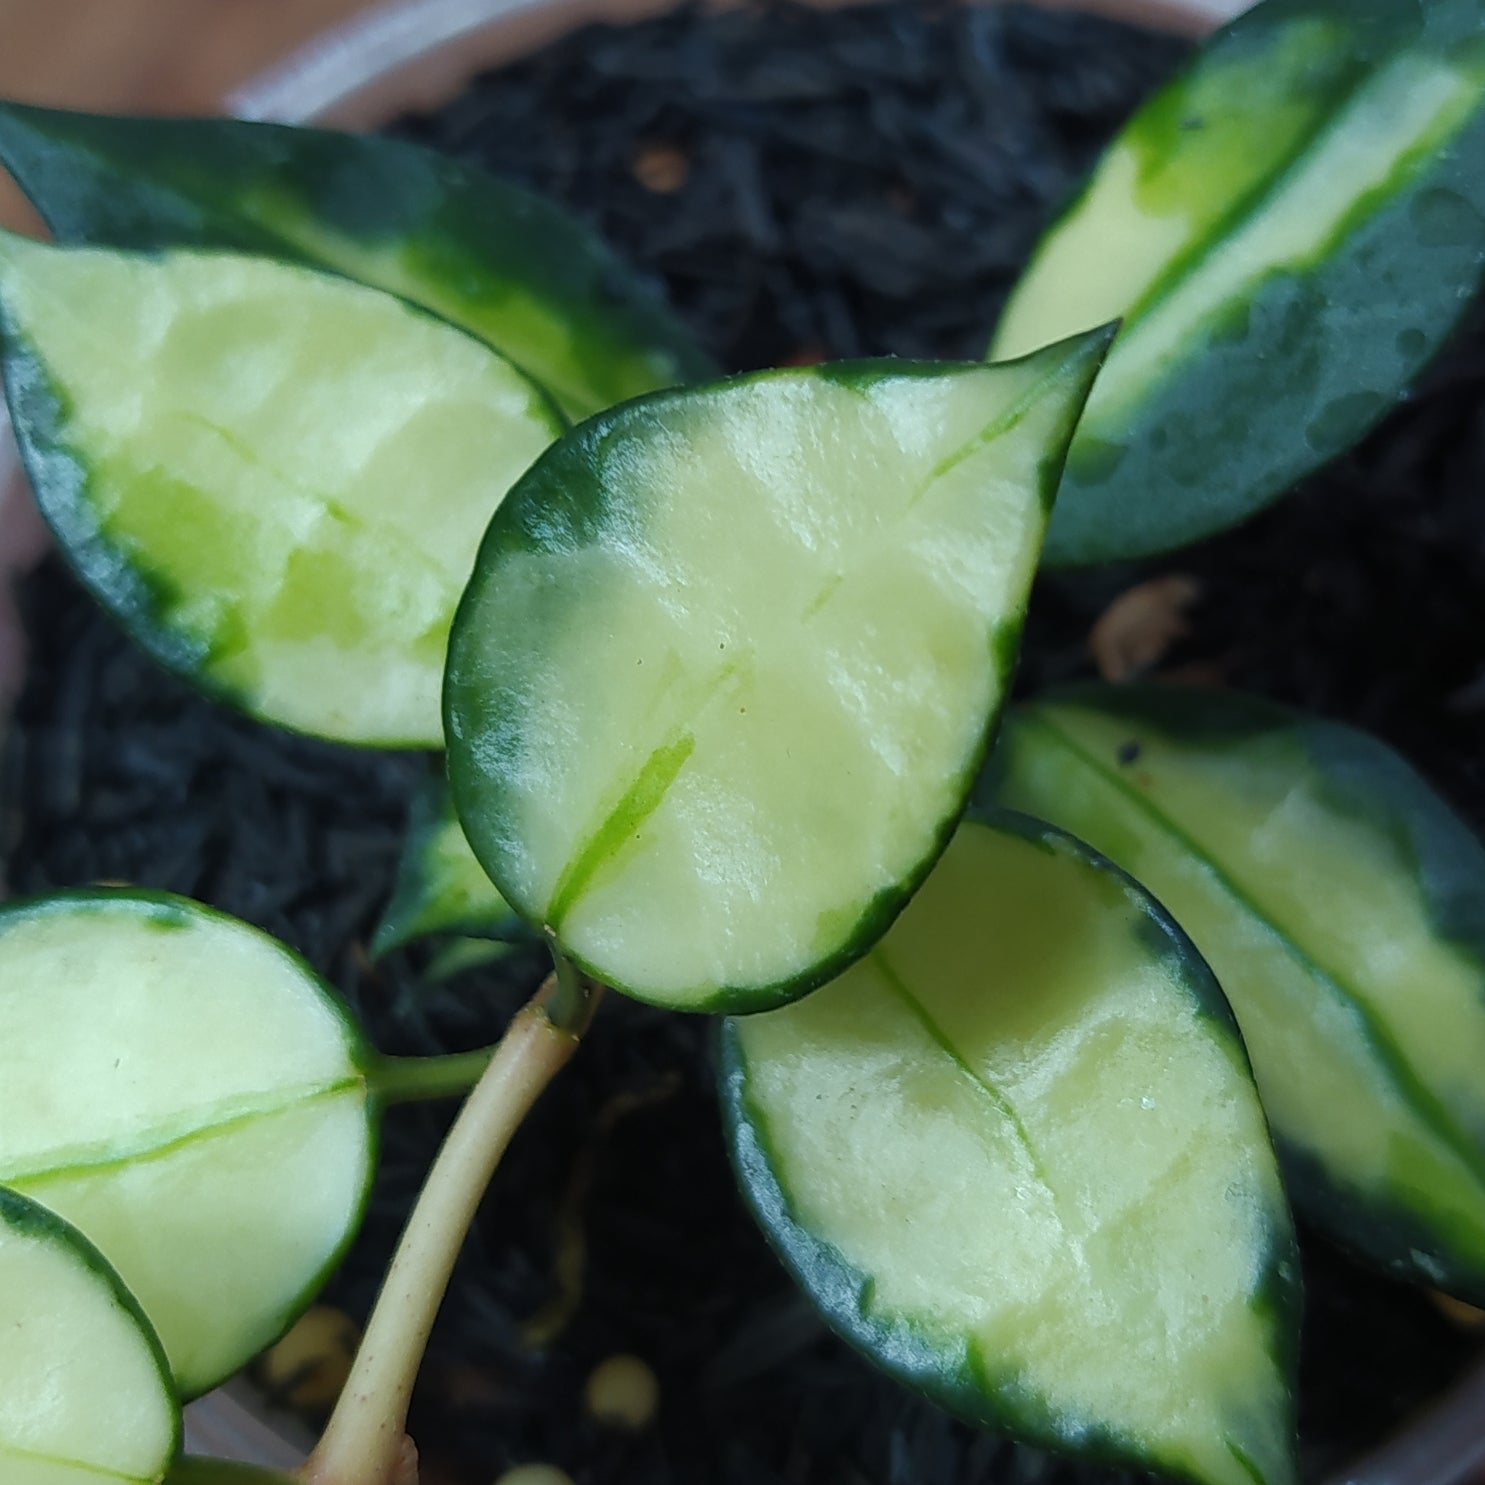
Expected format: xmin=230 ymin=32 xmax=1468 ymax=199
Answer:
xmin=794 ymin=951 xmax=1280 ymax=1484
xmin=868 ymin=946 xmax=1056 ymax=1199
xmin=917 ymin=353 xmax=1074 ymax=503
xmin=1090 ymin=41 xmax=1479 ymax=434
xmin=14 ymin=258 xmax=481 ymax=611
xmin=110 ymin=408 xmax=464 ymax=592
xmin=543 ymin=360 xmax=1073 ymax=938
xmin=1224 ymin=1434 xmax=1268 ymax=1485
xmin=546 ymin=728 xmax=698 ymax=932
xmin=0 ymin=1076 xmax=364 ymax=1187
xmin=0 ymin=1440 xmax=157 ymax=1483
xmin=809 ymin=370 xmax=1061 ymax=621
xmin=1112 ymin=55 xmax=1379 ymax=339
xmin=1019 ymin=710 xmax=1485 ymax=1186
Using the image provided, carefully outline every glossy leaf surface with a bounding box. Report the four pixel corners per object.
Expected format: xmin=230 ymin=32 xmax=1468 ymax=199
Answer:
xmin=0 ymin=104 xmax=717 ymax=421
xmin=0 ymin=232 xmax=561 ymax=746
xmin=723 ymin=814 xmax=1299 ymax=1485
xmin=0 ymin=892 xmax=376 ymax=1398
xmin=0 ymin=1185 xmax=178 ymax=1485
xmin=987 ymin=685 xmax=1485 ymax=1300
xmin=992 ymin=0 xmax=1485 ymax=565
xmin=446 ymin=334 xmax=1110 ymax=1012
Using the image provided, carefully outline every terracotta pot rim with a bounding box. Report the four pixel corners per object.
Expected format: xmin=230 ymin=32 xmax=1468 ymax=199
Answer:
xmin=227 ymin=0 xmax=1248 ymax=129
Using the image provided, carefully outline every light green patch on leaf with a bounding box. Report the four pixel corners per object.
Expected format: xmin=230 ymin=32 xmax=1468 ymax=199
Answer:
xmin=723 ymin=816 xmax=1297 ymax=1485
xmin=0 ymin=232 xmax=561 ymax=745
xmin=0 ymin=891 xmax=377 ymax=1397
xmin=992 ymin=0 xmax=1485 ymax=564
xmin=0 ymin=1186 xmax=179 ymax=1485
xmin=446 ymin=336 xmax=1110 ymax=1012
xmin=986 ymin=685 xmax=1485 ymax=1301
xmin=0 ymin=105 xmax=717 ymax=420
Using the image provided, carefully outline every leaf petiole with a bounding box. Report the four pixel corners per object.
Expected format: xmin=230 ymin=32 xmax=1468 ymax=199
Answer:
xmin=301 ymin=979 xmax=595 ymax=1485
xmin=364 ymin=1049 xmax=497 ymax=1106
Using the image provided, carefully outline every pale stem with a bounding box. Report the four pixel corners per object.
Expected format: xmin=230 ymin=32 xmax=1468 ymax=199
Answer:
xmin=300 ymin=980 xmax=591 ymax=1485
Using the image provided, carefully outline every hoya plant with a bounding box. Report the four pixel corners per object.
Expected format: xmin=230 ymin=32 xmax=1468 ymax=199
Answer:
xmin=0 ymin=1 xmax=1482 ymax=1484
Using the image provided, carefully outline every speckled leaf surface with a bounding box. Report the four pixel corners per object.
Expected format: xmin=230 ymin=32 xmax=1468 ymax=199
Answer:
xmin=986 ymin=685 xmax=1485 ymax=1301
xmin=722 ymin=814 xmax=1299 ymax=1485
xmin=992 ymin=0 xmax=1485 ymax=565
xmin=0 ymin=892 xmax=376 ymax=1399
xmin=0 ymin=105 xmax=716 ymax=421
xmin=446 ymin=334 xmax=1110 ymax=1012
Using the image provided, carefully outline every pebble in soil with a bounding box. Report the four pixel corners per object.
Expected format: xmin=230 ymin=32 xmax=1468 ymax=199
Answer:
xmin=4 ymin=3 xmax=1485 ymax=1483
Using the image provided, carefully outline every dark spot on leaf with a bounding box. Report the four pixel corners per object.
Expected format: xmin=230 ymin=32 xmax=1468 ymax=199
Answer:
xmin=1396 ymin=327 xmax=1428 ymax=361
xmin=1411 ymin=187 xmax=1483 ymax=250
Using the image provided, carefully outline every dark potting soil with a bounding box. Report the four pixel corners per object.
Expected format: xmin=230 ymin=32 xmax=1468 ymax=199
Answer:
xmin=5 ymin=3 xmax=1485 ymax=1484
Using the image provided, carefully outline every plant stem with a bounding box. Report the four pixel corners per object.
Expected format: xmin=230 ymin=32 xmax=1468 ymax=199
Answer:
xmin=547 ymin=939 xmax=600 ymax=1033
xmin=366 ymin=1048 xmax=495 ymax=1105
xmin=300 ymin=980 xmax=595 ymax=1485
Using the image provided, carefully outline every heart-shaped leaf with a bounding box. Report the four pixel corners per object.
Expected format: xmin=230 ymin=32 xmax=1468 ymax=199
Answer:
xmin=0 ymin=232 xmax=562 ymax=746
xmin=992 ymin=0 xmax=1485 ymax=565
xmin=0 ymin=105 xmax=717 ymax=421
xmin=0 ymin=1184 xmax=179 ymax=1485
xmin=722 ymin=813 xmax=1299 ymax=1485
xmin=986 ymin=685 xmax=1485 ymax=1301
xmin=446 ymin=332 xmax=1111 ymax=1012
xmin=0 ymin=891 xmax=376 ymax=1398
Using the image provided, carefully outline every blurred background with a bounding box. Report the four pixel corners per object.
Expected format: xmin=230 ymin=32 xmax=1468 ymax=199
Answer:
xmin=0 ymin=2 xmax=380 ymax=111
xmin=0 ymin=0 xmax=383 ymax=227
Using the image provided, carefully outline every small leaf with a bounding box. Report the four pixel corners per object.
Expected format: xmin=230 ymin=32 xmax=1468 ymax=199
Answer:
xmin=0 ymin=1185 xmax=179 ymax=1484
xmin=986 ymin=684 xmax=1485 ymax=1301
xmin=0 ymin=891 xmax=376 ymax=1398
xmin=423 ymin=936 xmax=520 ymax=983
xmin=372 ymin=770 xmax=526 ymax=957
xmin=446 ymin=333 xmax=1112 ymax=1012
xmin=991 ymin=0 xmax=1485 ymax=565
xmin=722 ymin=813 xmax=1299 ymax=1485
xmin=0 ymin=232 xmax=562 ymax=746
xmin=0 ymin=105 xmax=718 ymax=421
